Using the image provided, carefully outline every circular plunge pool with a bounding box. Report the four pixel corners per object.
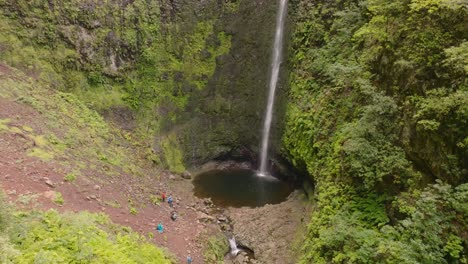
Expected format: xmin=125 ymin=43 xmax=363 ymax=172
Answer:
xmin=193 ymin=169 xmax=293 ymax=207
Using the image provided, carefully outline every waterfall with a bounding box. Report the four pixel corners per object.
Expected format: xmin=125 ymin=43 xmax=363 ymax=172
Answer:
xmin=228 ymin=237 xmax=240 ymax=257
xmin=258 ymin=0 xmax=288 ymax=176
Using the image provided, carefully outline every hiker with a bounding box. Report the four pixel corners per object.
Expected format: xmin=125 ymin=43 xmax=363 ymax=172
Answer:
xmin=170 ymin=211 xmax=177 ymax=221
xmin=156 ymin=223 xmax=164 ymax=233
xmin=187 ymin=255 xmax=192 ymax=264
xmin=168 ymin=196 xmax=173 ymax=208
xmin=161 ymin=192 xmax=166 ymax=202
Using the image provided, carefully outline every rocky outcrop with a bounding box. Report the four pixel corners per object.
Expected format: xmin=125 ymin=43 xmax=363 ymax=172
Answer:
xmin=227 ymin=191 xmax=307 ymax=264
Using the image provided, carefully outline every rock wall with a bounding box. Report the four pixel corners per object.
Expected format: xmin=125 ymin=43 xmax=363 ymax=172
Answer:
xmin=153 ymin=0 xmax=291 ymax=167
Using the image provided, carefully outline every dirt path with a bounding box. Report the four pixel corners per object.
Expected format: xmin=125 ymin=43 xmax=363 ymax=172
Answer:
xmin=0 ymin=80 xmax=209 ymax=263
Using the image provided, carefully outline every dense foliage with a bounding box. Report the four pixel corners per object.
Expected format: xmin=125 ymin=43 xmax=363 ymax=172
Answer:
xmin=0 ymin=195 xmax=172 ymax=263
xmin=284 ymin=0 xmax=467 ymax=262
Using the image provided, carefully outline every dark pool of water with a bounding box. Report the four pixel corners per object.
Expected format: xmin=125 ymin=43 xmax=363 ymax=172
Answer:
xmin=193 ymin=169 xmax=293 ymax=207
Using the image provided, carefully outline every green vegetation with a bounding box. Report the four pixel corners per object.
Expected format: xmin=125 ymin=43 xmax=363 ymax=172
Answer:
xmin=16 ymin=194 xmax=38 ymax=207
xmin=285 ymin=0 xmax=467 ymax=262
xmin=0 ymin=194 xmax=172 ymax=263
xmin=149 ymin=194 xmax=161 ymax=205
xmin=203 ymin=235 xmax=229 ymax=264
xmin=27 ymin=147 xmax=54 ymax=161
xmin=0 ymin=69 xmax=144 ymax=179
xmin=53 ymin=192 xmax=64 ymax=205
xmin=161 ymin=134 xmax=186 ymax=173
xmin=104 ymin=200 xmax=122 ymax=209
xmin=0 ymin=119 xmax=11 ymax=132
xmin=64 ymin=173 xmax=77 ymax=182
xmin=129 ymin=206 xmax=138 ymax=215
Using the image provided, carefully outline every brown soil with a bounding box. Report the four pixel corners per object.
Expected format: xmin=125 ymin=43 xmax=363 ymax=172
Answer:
xmin=0 ymin=64 xmax=214 ymax=264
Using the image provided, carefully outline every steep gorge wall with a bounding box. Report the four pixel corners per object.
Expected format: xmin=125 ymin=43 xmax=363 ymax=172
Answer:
xmin=176 ymin=0 xmax=280 ymax=165
xmin=0 ymin=0 xmax=283 ymax=171
xmin=283 ymin=0 xmax=467 ymax=262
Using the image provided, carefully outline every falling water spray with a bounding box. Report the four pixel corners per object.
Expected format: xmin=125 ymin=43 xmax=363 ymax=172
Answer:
xmin=258 ymin=0 xmax=288 ymax=176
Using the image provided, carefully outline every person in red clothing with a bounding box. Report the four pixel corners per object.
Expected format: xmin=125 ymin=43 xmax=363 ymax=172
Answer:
xmin=161 ymin=192 xmax=166 ymax=202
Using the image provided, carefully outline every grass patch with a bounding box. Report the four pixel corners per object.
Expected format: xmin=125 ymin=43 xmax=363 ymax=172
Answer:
xmin=150 ymin=194 xmax=161 ymax=205
xmin=161 ymin=133 xmax=185 ymax=174
xmin=203 ymin=234 xmax=229 ymax=264
xmin=8 ymin=126 xmax=22 ymax=134
xmin=0 ymin=69 xmax=148 ymax=179
xmin=27 ymin=147 xmax=54 ymax=161
xmin=104 ymin=200 xmax=121 ymax=208
xmin=129 ymin=207 xmax=138 ymax=215
xmin=21 ymin=125 xmax=34 ymax=132
xmin=76 ymin=85 xmax=127 ymax=112
xmin=0 ymin=118 xmax=11 ymax=132
xmin=16 ymin=194 xmax=38 ymax=206
xmin=28 ymin=134 xmax=48 ymax=147
xmin=53 ymin=192 xmax=64 ymax=205
xmin=64 ymin=172 xmax=77 ymax=182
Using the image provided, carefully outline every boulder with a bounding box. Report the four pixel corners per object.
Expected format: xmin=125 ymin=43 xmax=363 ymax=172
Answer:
xmin=181 ymin=171 xmax=192 ymax=179
xmin=217 ymin=215 xmax=228 ymax=222
xmin=197 ymin=212 xmax=215 ymax=223
xmin=203 ymin=198 xmax=213 ymax=206
xmin=45 ymin=179 xmax=56 ymax=188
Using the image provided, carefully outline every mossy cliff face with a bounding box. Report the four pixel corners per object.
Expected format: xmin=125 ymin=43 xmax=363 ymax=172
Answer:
xmin=126 ymin=0 xmax=280 ymax=169
xmin=177 ymin=0 xmax=280 ymax=165
xmin=0 ymin=0 xmax=282 ymax=171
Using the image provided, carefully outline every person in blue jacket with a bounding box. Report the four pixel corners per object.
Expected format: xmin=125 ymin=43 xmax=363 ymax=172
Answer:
xmin=156 ymin=223 xmax=164 ymax=233
xmin=187 ymin=255 xmax=192 ymax=264
xmin=168 ymin=196 xmax=173 ymax=208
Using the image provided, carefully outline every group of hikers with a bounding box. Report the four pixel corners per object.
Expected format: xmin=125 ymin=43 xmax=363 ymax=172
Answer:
xmin=156 ymin=192 xmax=176 ymax=234
xmin=161 ymin=192 xmax=174 ymax=207
xmin=156 ymin=192 xmax=192 ymax=263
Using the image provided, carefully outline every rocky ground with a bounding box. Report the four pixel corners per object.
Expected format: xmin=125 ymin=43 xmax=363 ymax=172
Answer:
xmin=226 ymin=191 xmax=308 ymax=264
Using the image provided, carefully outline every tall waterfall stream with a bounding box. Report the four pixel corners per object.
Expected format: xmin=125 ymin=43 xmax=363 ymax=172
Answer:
xmin=258 ymin=0 xmax=288 ymax=176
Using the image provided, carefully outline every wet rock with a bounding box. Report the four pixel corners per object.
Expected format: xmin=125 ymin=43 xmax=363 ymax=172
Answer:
xmin=181 ymin=171 xmax=192 ymax=179
xmin=203 ymin=198 xmax=213 ymax=207
xmin=217 ymin=215 xmax=228 ymax=222
xmin=220 ymin=223 xmax=232 ymax=232
xmin=227 ymin=191 xmax=306 ymax=264
xmin=233 ymin=252 xmax=246 ymax=264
